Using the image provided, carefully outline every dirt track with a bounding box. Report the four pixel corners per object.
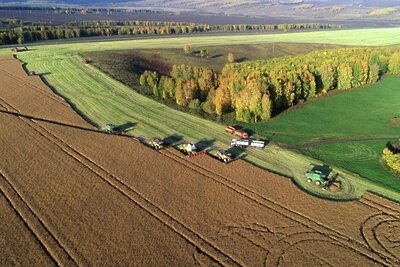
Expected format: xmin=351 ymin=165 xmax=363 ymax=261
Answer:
xmin=1 ymin=56 xmax=399 ymax=266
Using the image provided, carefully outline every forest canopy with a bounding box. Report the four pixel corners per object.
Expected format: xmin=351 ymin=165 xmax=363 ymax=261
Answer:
xmin=140 ymin=47 xmax=399 ymax=123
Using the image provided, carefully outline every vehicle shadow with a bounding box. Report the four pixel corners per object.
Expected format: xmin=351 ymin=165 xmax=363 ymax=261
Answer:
xmin=114 ymin=122 xmax=136 ymax=133
xmin=195 ymin=139 xmax=215 ymax=151
xmin=163 ymin=134 xmax=184 ymax=146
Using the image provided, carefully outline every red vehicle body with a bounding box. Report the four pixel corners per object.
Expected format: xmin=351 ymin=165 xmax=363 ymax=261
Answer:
xmin=225 ymin=125 xmax=249 ymax=139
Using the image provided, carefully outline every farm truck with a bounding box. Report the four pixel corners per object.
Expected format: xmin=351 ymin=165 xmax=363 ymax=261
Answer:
xmin=231 ymin=139 xmax=266 ymax=149
xmin=225 ymin=125 xmax=249 ymax=139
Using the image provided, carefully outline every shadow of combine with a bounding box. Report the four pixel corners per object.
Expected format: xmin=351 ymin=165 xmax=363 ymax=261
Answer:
xmin=225 ymin=146 xmax=247 ymax=158
xmin=163 ymin=134 xmax=184 ymax=146
xmin=195 ymin=139 xmax=215 ymax=151
xmin=114 ymin=122 xmax=136 ymax=134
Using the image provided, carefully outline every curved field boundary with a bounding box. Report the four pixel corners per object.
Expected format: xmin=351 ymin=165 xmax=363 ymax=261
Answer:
xmin=0 ymin=97 xmax=241 ymax=267
xmin=159 ymin=149 xmax=392 ymax=266
xmin=0 ymin=172 xmax=76 ymax=266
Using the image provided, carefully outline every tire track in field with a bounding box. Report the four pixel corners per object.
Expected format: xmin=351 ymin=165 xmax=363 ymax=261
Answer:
xmin=0 ymin=68 xmax=68 ymax=107
xmin=359 ymin=194 xmax=400 ymax=218
xmin=360 ymin=214 xmax=400 ymax=266
xmin=0 ymin=173 xmax=76 ymax=267
xmin=160 ymin=149 xmax=392 ymax=266
xmin=0 ymin=97 xmax=240 ymax=267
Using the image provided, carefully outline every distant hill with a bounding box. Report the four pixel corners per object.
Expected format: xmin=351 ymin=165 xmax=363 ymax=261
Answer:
xmin=1 ymin=0 xmax=400 ymax=24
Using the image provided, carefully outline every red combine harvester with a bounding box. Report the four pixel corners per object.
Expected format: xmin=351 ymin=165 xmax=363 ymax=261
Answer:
xmin=225 ymin=125 xmax=249 ymax=139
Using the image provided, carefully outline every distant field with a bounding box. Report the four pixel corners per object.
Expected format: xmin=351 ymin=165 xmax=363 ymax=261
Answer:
xmin=246 ymin=76 xmax=400 ymax=191
xmin=85 ymin=43 xmax=341 ymax=87
xmin=2 ymin=28 xmax=400 ymax=200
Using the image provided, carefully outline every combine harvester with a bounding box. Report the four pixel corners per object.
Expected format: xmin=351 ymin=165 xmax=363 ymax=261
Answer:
xmin=11 ymin=46 xmax=29 ymax=52
xmin=104 ymin=123 xmax=117 ymax=134
xmin=216 ymin=150 xmax=234 ymax=163
xmin=305 ymin=165 xmax=340 ymax=190
xmin=148 ymin=137 xmax=165 ymax=150
xmin=177 ymin=143 xmax=206 ymax=158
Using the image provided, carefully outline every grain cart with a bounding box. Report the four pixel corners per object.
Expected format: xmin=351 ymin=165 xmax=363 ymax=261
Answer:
xmin=216 ymin=150 xmax=233 ymax=163
xmin=250 ymin=140 xmax=265 ymax=149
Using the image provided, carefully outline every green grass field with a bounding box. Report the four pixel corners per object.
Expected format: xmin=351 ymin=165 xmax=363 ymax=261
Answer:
xmin=2 ymin=28 xmax=400 ymax=201
xmin=246 ymin=76 xmax=400 ymax=191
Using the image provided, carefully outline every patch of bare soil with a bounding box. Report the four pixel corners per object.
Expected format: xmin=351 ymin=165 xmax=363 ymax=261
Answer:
xmin=390 ymin=116 xmax=400 ymax=127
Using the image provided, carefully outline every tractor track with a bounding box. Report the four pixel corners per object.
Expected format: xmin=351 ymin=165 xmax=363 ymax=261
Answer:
xmin=0 ymin=68 xmax=68 ymax=108
xmin=1 ymin=93 xmax=392 ymax=265
xmin=0 ymin=97 xmax=241 ymax=267
xmin=360 ymin=214 xmax=400 ymax=266
xmin=160 ymin=149 xmax=393 ymax=266
xmin=359 ymin=194 xmax=400 ymax=218
xmin=374 ymin=219 xmax=400 ymax=262
xmin=0 ymin=172 xmax=77 ymax=267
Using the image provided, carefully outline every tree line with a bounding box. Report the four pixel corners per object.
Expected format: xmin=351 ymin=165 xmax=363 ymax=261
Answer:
xmin=0 ymin=20 xmax=337 ymax=45
xmin=140 ymin=48 xmax=400 ymax=123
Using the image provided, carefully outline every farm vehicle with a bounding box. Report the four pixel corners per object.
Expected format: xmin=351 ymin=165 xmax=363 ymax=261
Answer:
xmin=216 ymin=150 xmax=233 ymax=163
xmin=104 ymin=124 xmax=117 ymax=134
xmin=225 ymin=125 xmax=249 ymax=139
xmin=177 ymin=143 xmax=206 ymax=157
xmin=305 ymin=165 xmax=339 ymax=190
xmin=231 ymin=139 xmax=266 ymax=149
xmin=11 ymin=46 xmax=29 ymax=52
xmin=148 ymin=137 xmax=165 ymax=150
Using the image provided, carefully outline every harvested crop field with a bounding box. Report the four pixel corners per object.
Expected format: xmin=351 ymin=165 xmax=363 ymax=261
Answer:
xmin=0 ymin=56 xmax=399 ymax=266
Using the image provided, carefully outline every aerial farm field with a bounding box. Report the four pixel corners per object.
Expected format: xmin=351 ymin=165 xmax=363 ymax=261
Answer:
xmin=1 ymin=28 xmax=400 ymax=201
xmin=1 ymin=55 xmax=400 ymax=266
